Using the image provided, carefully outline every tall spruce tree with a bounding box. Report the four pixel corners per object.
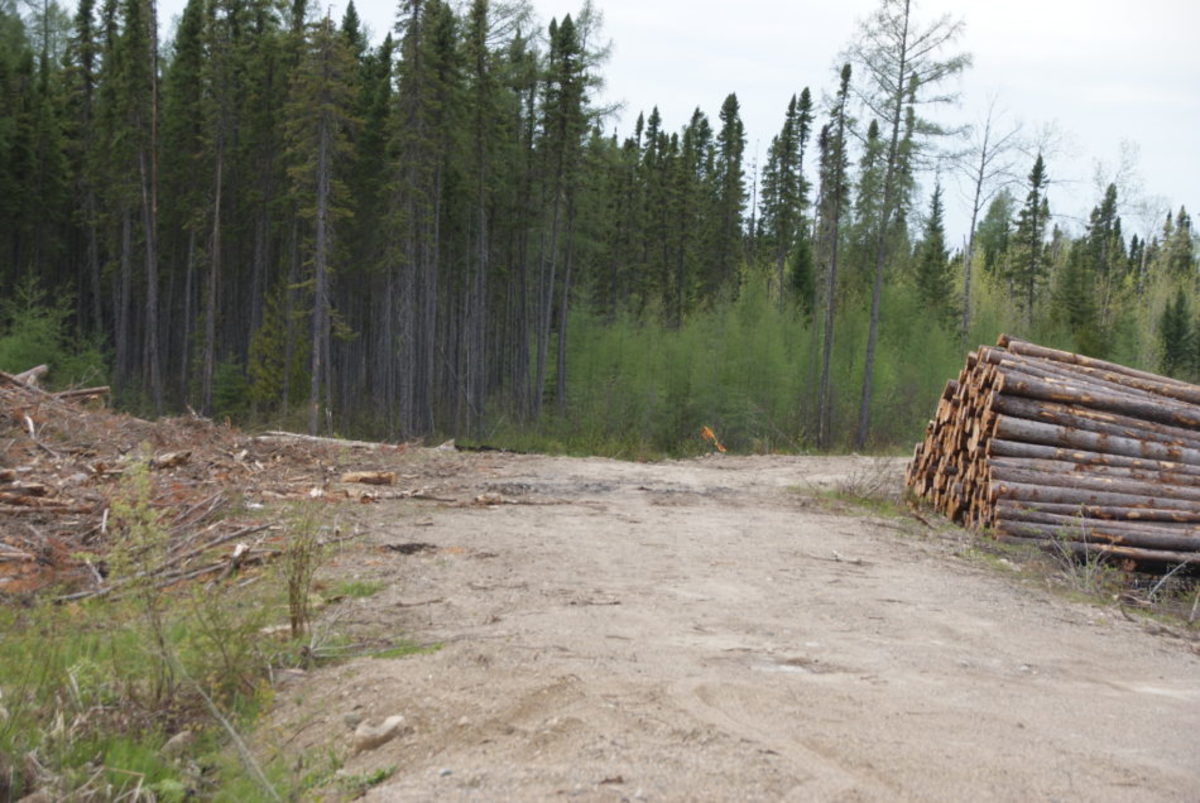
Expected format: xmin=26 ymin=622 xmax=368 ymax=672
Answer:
xmin=816 ymin=63 xmax=852 ymax=450
xmin=709 ymin=92 xmax=746 ymax=297
xmin=284 ymin=14 xmax=356 ymax=435
xmin=913 ymin=181 xmax=953 ymax=328
xmin=1159 ymin=288 xmax=1192 ymax=378
xmin=1007 ymin=153 xmax=1051 ymax=327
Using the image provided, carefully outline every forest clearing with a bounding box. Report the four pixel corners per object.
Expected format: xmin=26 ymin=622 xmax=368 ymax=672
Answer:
xmin=3 ymin=0 xmax=1199 ymax=794
xmin=2 ymin=370 xmax=1199 ymax=799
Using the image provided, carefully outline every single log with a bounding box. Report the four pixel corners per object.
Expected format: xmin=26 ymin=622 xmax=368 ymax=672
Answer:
xmin=994 ymin=367 xmax=1200 ymax=430
xmin=990 ymin=480 xmax=1198 ymax=511
xmin=996 ymin=508 xmax=1199 ymax=537
xmin=993 ymin=506 xmax=1200 ymax=532
xmin=0 ymin=370 xmax=48 ymax=392
xmin=991 ymin=416 xmax=1200 ymax=467
xmin=989 ymin=456 xmax=1200 ymax=488
xmin=53 ymin=386 xmax=111 ymax=400
xmin=988 ymin=464 xmax=1200 ymax=503
xmin=997 ymin=534 xmax=1200 ymax=565
xmin=340 ymin=471 xmax=396 ymax=486
xmin=995 ymin=499 xmax=1200 ymax=523
xmin=255 ymin=431 xmax=399 ymax=450
xmin=13 ymin=364 xmax=49 ymax=385
xmin=995 ymin=519 xmax=1200 ymax=553
xmin=990 ymin=393 xmax=1200 ymax=451
xmin=987 ymin=439 xmax=1200 ymax=476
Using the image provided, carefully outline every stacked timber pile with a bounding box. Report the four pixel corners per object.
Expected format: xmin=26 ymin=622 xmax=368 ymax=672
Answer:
xmin=905 ymin=335 xmax=1200 ymax=566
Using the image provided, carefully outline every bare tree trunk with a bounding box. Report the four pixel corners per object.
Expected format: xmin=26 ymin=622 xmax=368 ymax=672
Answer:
xmin=141 ymin=0 xmax=162 ymax=415
xmin=116 ymin=210 xmax=132 ymax=394
xmin=855 ymin=1 xmax=911 ymax=451
xmin=180 ymin=229 xmax=195 ymax=403
xmin=555 ymin=213 xmax=575 ymax=417
xmin=202 ymin=139 xmax=223 ymax=414
xmin=309 ymin=103 xmax=331 ymax=435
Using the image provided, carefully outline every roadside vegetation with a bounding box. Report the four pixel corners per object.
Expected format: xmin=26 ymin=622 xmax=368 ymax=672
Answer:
xmin=0 ymin=473 xmax=402 ymax=800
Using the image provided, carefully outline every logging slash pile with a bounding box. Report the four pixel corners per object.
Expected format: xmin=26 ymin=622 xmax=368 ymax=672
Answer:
xmin=906 ymin=336 xmax=1200 ymax=567
xmin=0 ymin=368 xmax=410 ymax=597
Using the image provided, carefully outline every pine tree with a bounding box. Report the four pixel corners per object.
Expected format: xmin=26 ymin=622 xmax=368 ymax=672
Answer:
xmin=1006 ymin=153 xmax=1050 ymax=327
xmin=709 ymin=92 xmax=746 ymax=296
xmin=1159 ymin=288 xmax=1192 ymax=378
xmin=976 ymin=189 xmax=1014 ymax=275
xmin=913 ymin=181 xmax=953 ymax=328
xmin=816 ymin=63 xmax=852 ymax=450
xmin=759 ymin=89 xmax=813 ymax=303
xmin=1164 ymin=206 xmax=1195 ymax=277
xmin=284 ymin=13 xmax=357 ymax=434
xmin=1053 ymin=240 xmax=1102 ymax=356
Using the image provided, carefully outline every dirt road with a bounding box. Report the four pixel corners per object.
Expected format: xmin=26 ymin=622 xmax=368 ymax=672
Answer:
xmin=267 ymin=452 xmax=1199 ymax=801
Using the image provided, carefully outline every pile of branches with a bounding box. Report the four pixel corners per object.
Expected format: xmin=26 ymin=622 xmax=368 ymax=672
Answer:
xmin=906 ymin=336 xmax=1200 ymax=566
xmin=0 ymin=368 xmax=394 ymax=597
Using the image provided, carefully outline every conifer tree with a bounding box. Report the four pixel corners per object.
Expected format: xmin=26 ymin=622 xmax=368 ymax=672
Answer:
xmin=1164 ymin=206 xmax=1195 ymax=277
xmin=284 ymin=14 xmax=357 ymax=434
xmin=759 ymin=89 xmax=813 ymax=303
xmin=1006 ymin=153 xmax=1050 ymax=327
xmin=709 ymin=92 xmax=746 ymax=296
xmin=816 ymin=63 xmax=852 ymax=450
xmin=976 ymin=189 xmax=1014 ymax=276
xmin=1159 ymin=288 xmax=1192 ymax=378
xmin=914 ymin=181 xmax=953 ymax=328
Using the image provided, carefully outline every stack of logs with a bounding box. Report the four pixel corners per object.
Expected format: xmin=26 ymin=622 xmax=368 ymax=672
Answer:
xmin=906 ymin=335 xmax=1200 ymax=565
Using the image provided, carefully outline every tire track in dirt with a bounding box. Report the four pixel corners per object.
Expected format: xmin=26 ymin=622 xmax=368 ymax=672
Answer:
xmin=263 ymin=454 xmax=1199 ymax=801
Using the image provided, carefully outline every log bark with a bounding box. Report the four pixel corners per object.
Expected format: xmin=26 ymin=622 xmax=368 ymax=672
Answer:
xmin=992 ymin=416 xmax=1200 ymax=467
xmin=14 ymin=365 xmax=49 ymax=385
xmin=987 ymin=440 xmax=1200 ymax=476
xmin=255 ymin=431 xmax=399 ymax=450
xmin=1000 ymin=336 xmax=1200 ymax=404
xmin=998 ymin=534 xmax=1200 ymax=565
xmin=990 ymin=480 xmax=1198 ymax=512
xmin=995 ymin=368 xmax=1200 ymax=429
xmin=995 ymin=519 xmax=1200 ymax=552
xmin=988 ymin=464 xmax=1200 ymax=502
xmin=989 ymin=456 xmax=1200 ymax=487
xmin=995 ymin=500 xmax=1200 ymax=523
xmin=999 ymin=335 xmax=1198 ymax=389
xmin=990 ymin=393 xmax=1200 ymax=450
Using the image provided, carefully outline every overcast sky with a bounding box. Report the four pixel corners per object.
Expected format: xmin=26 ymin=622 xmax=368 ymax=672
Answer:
xmin=160 ymin=0 xmax=1199 ymax=245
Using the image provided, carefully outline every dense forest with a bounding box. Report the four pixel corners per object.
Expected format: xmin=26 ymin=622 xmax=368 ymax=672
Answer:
xmin=1 ymin=0 xmax=1196 ymax=454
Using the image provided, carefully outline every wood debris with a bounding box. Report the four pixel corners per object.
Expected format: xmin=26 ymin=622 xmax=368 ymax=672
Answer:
xmin=906 ymin=335 xmax=1200 ymax=566
xmin=0 ymin=373 xmax=409 ymax=597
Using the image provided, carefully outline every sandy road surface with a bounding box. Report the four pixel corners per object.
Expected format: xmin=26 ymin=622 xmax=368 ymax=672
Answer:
xmin=267 ymin=453 xmax=1199 ymax=801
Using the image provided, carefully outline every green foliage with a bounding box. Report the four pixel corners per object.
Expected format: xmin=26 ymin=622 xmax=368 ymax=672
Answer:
xmin=212 ymin=357 xmax=252 ymax=420
xmin=0 ymin=277 xmax=107 ymax=386
xmin=1006 ymin=154 xmax=1051 ymax=324
xmin=0 ymin=461 xmax=282 ymax=799
xmin=913 ymin=182 xmax=954 ymax=329
xmin=334 ymin=579 xmax=385 ymax=598
xmin=1158 ymin=287 xmax=1192 ymax=378
xmin=474 ymin=274 xmax=967 ymax=457
xmin=280 ymin=503 xmax=327 ymax=639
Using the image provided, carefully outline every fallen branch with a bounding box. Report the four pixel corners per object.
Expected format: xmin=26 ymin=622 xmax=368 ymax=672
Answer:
xmin=255 ymin=431 xmax=399 ymax=450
